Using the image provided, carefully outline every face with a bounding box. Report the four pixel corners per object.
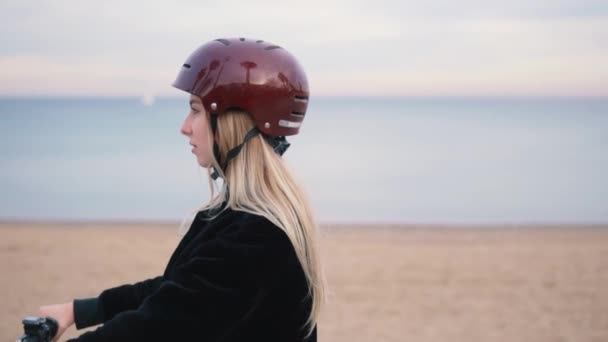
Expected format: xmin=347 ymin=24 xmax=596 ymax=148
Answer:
xmin=180 ymin=95 xmax=214 ymax=168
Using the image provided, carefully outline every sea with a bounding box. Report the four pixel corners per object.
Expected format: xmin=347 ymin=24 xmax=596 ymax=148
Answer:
xmin=1 ymin=96 xmax=607 ymax=224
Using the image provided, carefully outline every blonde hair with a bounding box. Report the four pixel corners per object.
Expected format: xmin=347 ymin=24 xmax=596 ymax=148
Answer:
xmin=179 ymin=109 xmax=327 ymax=337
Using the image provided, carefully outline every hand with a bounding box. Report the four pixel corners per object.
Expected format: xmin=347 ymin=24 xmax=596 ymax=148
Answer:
xmin=38 ymin=302 xmax=75 ymax=342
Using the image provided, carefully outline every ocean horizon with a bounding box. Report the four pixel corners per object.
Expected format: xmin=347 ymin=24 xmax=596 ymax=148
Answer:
xmin=1 ymin=96 xmax=607 ymax=224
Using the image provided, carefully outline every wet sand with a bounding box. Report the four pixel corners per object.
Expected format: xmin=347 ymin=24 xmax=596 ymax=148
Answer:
xmin=1 ymin=222 xmax=607 ymax=341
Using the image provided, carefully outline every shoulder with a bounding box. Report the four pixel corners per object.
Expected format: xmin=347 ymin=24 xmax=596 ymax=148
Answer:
xmin=223 ymin=211 xmax=306 ymax=283
xmin=194 ymin=207 xmax=293 ymax=258
xmin=226 ymin=210 xmax=293 ymax=252
xmin=191 ymin=208 xmax=306 ymax=288
xmin=204 ymin=207 xmax=286 ymax=237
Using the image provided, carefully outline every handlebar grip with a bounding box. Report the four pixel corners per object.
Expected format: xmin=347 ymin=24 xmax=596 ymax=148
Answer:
xmin=18 ymin=316 xmax=59 ymax=342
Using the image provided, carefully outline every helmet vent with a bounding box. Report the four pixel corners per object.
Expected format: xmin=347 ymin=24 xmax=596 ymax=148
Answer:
xmin=256 ymin=40 xmax=264 ymax=43
xmin=215 ymin=39 xmax=231 ymax=46
xmin=239 ymin=37 xmax=245 ymax=41
xmin=294 ymin=95 xmax=308 ymax=103
xmin=264 ymin=45 xmax=282 ymax=51
xmin=291 ymin=111 xmax=305 ymax=116
xmin=182 ymin=63 xmax=191 ymax=69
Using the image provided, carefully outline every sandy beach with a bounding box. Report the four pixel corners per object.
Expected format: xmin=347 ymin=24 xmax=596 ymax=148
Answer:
xmin=1 ymin=222 xmax=607 ymax=342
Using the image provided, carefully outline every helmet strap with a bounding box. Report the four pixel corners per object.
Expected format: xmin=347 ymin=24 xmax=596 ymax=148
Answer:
xmin=210 ymin=125 xmax=260 ymax=180
xmin=222 ymin=126 xmax=260 ymax=170
xmin=208 ymin=115 xmax=290 ymax=180
xmin=209 ymin=113 xmax=222 ymax=180
xmin=261 ymin=134 xmax=290 ymax=156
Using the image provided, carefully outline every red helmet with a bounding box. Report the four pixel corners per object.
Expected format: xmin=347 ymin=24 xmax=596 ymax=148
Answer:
xmin=172 ymin=37 xmax=310 ymax=137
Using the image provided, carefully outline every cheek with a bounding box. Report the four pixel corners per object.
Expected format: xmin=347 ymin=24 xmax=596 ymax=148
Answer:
xmin=193 ymin=117 xmax=214 ymax=163
xmin=193 ymin=117 xmax=210 ymax=142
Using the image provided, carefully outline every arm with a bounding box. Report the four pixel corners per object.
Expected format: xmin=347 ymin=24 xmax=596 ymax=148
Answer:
xmin=73 ymin=275 xmax=164 ymax=329
xmin=66 ymin=221 xmax=280 ymax=341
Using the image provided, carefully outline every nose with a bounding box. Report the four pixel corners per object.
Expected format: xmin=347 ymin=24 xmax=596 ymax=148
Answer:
xmin=180 ymin=116 xmax=191 ymax=136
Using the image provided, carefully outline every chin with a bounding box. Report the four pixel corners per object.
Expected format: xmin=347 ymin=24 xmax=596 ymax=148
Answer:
xmin=196 ymin=158 xmax=211 ymax=168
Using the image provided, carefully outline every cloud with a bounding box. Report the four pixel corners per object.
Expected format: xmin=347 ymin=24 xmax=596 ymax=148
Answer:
xmin=1 ymin=0 xmax=607 ymax=96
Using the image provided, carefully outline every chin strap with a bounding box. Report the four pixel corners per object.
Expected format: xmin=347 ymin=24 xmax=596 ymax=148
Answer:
xmin=209 ymin=113 xmax=291 ymax=180
xmin=209 ymin=113 xmax=221 ymax=180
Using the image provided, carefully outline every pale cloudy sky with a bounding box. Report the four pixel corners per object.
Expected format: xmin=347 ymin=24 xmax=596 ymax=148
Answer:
xmin=1 ymin=0 xmax=607 ymax=97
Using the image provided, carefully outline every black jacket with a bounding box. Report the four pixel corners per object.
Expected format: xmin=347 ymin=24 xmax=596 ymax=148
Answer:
xmin=67 ymin=205 xmax=316 ymax=341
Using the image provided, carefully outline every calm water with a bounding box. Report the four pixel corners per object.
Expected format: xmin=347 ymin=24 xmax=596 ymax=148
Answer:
xmin=1 ymin=97 xmax=607 ymax=224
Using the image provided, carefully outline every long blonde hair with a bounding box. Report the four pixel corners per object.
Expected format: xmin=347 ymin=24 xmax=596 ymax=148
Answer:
xmin=179 ymin=109 xmax=327 ymax=337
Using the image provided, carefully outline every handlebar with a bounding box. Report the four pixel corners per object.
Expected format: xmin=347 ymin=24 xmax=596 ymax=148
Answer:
xmin=17 ymin=316 xmax=58 ymax=342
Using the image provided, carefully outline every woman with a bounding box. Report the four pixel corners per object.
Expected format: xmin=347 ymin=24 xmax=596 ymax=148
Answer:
xmin=36 ymin=37 xmax=326 ymax=341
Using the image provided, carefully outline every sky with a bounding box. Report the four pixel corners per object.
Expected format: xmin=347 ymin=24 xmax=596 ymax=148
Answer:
xmin=1 ymin=0 xmax=607 ymax=97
